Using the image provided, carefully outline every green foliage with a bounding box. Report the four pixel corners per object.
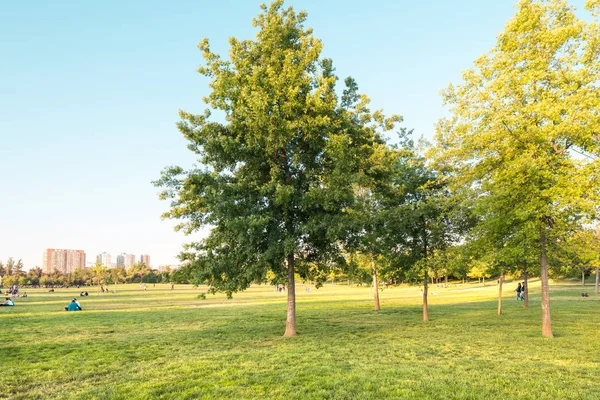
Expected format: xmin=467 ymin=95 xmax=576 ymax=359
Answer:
xmin=385 ymin=140 xmax=468 ymax=285
xmin=434 ymin=0 xmax=600 ymax=335
xmin=154 ymin=1 xmax=400 ymax=301
xmin=552 ymin=228 xmax=600 ymax=279
xmin=435 ymin=0 xmax=600 ymax=251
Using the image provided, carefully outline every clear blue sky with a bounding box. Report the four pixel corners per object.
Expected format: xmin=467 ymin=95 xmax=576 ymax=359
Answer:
xmin=0 ymin=0 xmax=587 ymax=269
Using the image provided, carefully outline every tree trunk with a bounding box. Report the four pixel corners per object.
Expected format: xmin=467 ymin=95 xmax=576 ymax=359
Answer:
xmin=423 ymin=271 xmax=429 ymax=322
xmin=372 ymin=255 xmax=380 ymax=311
xmin=445 ymin=274 xmax=448 ymax=287
xmin=540 ymin=228 xmax=553 ymax=338
xmin=523 ymin=270 xmax=529 ymax=309
xmin=595 ymin=267 xmax=599 ymax=295
xmin=498 ymin=270 xmax=503 ymax=315
xmin=483 ymin=277 xmax=486 ymax=286
xmin=582 ymin=269 xmax=585 ymax=286
xmin=283 ymin=253 xmax=297 ymax=337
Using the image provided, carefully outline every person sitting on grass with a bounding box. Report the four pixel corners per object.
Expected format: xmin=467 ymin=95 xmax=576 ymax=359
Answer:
xmin=0 ymin=297 xmax=15 ymax=307
xmin=65 ymin=299 xmax=82 ymax=311
xmin=22 ymin=292 xmax=28 ymax=298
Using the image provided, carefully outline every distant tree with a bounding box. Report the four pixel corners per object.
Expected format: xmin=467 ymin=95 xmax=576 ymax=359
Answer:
xmin=344 ymin=142 xmax=404 ymax=310
xmin=6 ymin=258 xmax=15 ymax=276
xmin=468 ymin=260 xmax=492 ymax=285
xmin=26 ymin=267 xmax=43 ymax=286
xmin=13 ymin=259 xmax=24 ymax=276
xmin=127 ymin=262 xmax=150 ymax=283
xmin=556 ymin=229 xmax=598 ymax=285
xmin=388 ymin=144 xmax=465 ymax=322
xmin=91 ymin=262 xmax=108 ymax=286
xmin=435 ymin=0 xmax=600 ymax=337
xmin=155 ymin=1 xmax=400 ymax=336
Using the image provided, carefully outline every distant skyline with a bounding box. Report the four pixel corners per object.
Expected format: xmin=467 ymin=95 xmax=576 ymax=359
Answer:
xmin=0 ymin=0 xmax=589 ymax=269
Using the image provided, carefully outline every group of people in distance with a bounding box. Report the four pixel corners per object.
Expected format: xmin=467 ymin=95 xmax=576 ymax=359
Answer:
xmin=79 ymin=291 xmax=89 ymax=297
xmin=515 ymin=282 xmax=527 ymax=301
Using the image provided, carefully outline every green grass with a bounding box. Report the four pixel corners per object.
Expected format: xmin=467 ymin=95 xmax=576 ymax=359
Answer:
xmin=1 ymin=281 xmax=599 ymax=399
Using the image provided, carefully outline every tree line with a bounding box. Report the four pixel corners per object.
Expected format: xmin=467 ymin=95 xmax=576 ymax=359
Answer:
xmin=155 ymin=0 xmax=600 ymax=337
xmin=0 ymin=258 xmax=183 ymax=287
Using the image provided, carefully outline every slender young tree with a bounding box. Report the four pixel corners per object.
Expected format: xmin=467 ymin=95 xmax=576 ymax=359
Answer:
xmin=498 ymin=269 xmax=504 ymax=316
xmin=388 ymin=143 xmax=463 ymax=322
xmin=344 ymin=142 xmax=406 ymax=311
xmin=155 ymin=1 xmax=399 ymax=336
xmin=435 ymin=0 xmax=600 ymax=337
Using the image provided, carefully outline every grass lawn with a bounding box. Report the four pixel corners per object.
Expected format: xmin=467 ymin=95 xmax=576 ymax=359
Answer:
xmin=1 ymin=280 xmax=599 ymax=399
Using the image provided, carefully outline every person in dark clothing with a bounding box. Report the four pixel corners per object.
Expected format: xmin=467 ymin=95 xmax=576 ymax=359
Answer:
xmin=515 ymin=283 xmax=522 ymax=300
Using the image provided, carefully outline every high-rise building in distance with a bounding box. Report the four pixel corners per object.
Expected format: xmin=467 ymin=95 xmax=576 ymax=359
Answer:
xmin=96 ymin=252 xmax=111 ymax=268
xmin=140 ymin=254 xmax=150 ymax=268
xmin=43 ymin=249 xmax=86 ymax=274
xmin=117 ymin=253 xmax=135 ymax=269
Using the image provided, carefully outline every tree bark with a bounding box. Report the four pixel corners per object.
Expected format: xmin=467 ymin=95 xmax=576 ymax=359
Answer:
xmin=540 ymin=227 xmax=553 ymax=338
xmin=596 ymin=267 xmax=599 ymax=295
xmin=498 ymin=270 xmax=503 ymax=315
xmin=582 ymin=269 xmax=585 ymax=286
xmin=283 ymin=253 xmax=297 ymax=337
xmin=372 ymin=254 xmax=380 ymax=311
xmin=523 ymin=269 xmax=529 ymax=309
xmin=483 ymin=277 xmax=486 ymax=286
xmin=445 ymin=274 xmax=448 ymax=287
xmin=423 ymin=271 xmax=429 ymax=322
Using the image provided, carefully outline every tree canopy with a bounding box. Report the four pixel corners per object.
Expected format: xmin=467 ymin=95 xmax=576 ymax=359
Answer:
xmin=155 ymin=0 xmax=401 ymax=336
xmin=434 ymin=0 xmax=600 ymax=337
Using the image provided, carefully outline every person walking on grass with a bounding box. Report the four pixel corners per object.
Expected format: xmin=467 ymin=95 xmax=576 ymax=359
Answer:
xmin=520 ymin=282 xmax=526 ymax=301
xmin=515 ymin=282 xmax=522 ymax=301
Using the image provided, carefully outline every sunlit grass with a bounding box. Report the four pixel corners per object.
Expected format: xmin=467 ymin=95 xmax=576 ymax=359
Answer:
xmin=1 ymin=281 xmax=599 ymax=399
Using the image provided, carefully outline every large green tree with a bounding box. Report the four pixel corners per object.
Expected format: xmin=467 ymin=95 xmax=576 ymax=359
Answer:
xmin=155 ymin=1 xmax=399 ymax=336
xmin=435 ymin=0 xmax=600 ymax=337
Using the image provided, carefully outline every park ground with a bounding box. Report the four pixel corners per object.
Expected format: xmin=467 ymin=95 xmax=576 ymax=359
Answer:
xmin=1 ymin=280 xmax=599 ymax=399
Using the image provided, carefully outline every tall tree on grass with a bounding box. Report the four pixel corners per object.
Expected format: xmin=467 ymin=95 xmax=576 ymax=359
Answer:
xmin=344 ymin=142 xmax=405 ymax=311
xmin=388 ymin=147 xmax=462 ymax=322
xmin=594 ymin=227 xmax=600 ymax=295
xmin=155 ymin=1 xmax=400 ymax=336
xmin=435 ymin=0 xmax=600 ymax=337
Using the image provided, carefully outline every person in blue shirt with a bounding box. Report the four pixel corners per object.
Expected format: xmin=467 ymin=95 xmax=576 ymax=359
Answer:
xmin=66 ymin=299 xmax=82 ymax=311
xmin=0 ymin=297 xmax=14 ymax=306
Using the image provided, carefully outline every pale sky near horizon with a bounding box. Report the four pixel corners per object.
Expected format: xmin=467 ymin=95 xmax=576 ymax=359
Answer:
xmin=0 ymin=0 xmax=589 ymax=269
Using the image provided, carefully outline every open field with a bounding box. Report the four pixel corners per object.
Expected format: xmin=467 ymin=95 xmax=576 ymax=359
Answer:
xmin=1 ymin=281 xmax=599 ymax=399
